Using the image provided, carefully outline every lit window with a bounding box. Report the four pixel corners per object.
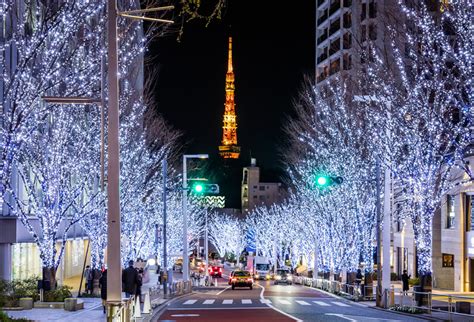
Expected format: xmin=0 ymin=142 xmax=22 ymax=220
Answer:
xmin=447 ymin=195 xmax=455 ymax=228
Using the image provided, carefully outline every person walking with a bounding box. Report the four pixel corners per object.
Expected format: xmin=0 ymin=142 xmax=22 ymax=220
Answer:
xmin=402 ymin=270 xmax=410 ymax=296
xmin=136 ymin=268 xmax=144 ymax=303
xmin=99 ymin=269 xmax=107 ymax=314
xmin=84 ymin=265 xmax=94 ymax=295
xmin=122 ymin=260 xmax=139 ymax=298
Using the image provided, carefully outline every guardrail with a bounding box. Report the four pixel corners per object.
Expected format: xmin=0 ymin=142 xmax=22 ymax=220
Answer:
xmin=293 ymin=276 xmax=474 ymax=317
xmin=111 ymin=296 xmax=135 ymax=322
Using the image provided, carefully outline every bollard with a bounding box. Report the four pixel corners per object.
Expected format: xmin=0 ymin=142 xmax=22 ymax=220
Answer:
xmin=214 ymin=278 xmax=218 ymax=287
xmin=133 ymin=296 xmax=141 ymax=318
xmin=143 ymin=291 xmax=151 ymax=314
xmin=390 ymin=286 xmax=395 ymax=307
xmin=383 ymin=288 xmax=389 ymax=309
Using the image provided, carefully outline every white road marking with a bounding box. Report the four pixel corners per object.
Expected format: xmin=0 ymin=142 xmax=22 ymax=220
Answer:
xmin=242 ymin=299 xmax=252 ymax=304
xmin=325 ymin=313 xmax=357 ymax=321
xmin=260 ymin=299 xmax=272 ymax=304
xmin=313 ymin=300 xmax=330 ymax=306
xmin=256 ymin=284 xmax=302 ymax=322
xmin=216 ymin=285 xmax=231 ymax=295
xmin=203 ymin=299 xmax=215 ymax=305
xmin=332 ymin=301 xmax=350 ymax=307
xmin=222 ymin=299 xmax=233 ymax=304
xmin=278 ymin=299 xmax=291 ymax=304
xmin=183 ymin=299 xmax=197 ymax=305
xmin=295 ymin=300 xmax=310 ymax=306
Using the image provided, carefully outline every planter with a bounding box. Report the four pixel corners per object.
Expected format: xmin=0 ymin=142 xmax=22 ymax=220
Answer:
xmin=19 ymin=298 xmax=33 ymax=310
xmin=64 ymin=298 xmax=77 ymax=311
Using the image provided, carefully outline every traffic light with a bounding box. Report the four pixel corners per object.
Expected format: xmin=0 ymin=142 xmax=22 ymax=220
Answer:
xmin=314 ymin=175 xmax=343 ymax=188
xmin=191 ymin=183 xmax=220 ymax=195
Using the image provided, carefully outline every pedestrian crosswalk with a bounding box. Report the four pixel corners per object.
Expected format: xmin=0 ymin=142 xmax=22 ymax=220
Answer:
xmin=180 ymin=298 xmax=354 ymax=308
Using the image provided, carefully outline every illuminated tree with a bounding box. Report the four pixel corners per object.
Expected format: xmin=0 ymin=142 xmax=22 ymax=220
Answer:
xmin=359 ymin=0 xmax=473 ymax=279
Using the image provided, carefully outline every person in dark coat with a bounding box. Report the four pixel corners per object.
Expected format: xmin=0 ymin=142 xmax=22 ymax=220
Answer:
xmin=99 ymin=269 xmax=107 ymax=313
xmin=402 ymin=270 xmax=410 ymax=296
xmin=136 ymin=268 xmax=144 ymax=302
xmin=122 ymin=260 xmax=139 ymax=298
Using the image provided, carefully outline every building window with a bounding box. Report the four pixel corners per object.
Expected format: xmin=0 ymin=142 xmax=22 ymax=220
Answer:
xmin=253 ymin=185 xmax=258 ymax=189
xmin=259 ymin=195 xmax=265 ymax=201
xmin=259 ymin=186 xmax=265 ymax=191
xmin=361 ymin=3 xmax=366 ymax=21
xmin=369 ymin=23 xmax=377 ymax=41
xmin=442 ymin=254 xmax=454 ymax=267
xmin=465 ymin=195 xmax=474 ymax=231
xmin=447 ymin=195 xmax=455 ymax=228
xmin=361 ymin=24 xmax=367 ymax=43
xmin=369 ymin=0 xmax=377 ymax=18
xmin=343 ymin=53 xmax=351 ymax=70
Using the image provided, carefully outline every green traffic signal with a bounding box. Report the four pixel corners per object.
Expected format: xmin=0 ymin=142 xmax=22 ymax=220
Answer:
xmin=194 ymin=184 xmax=204 ymax=193
xmin=314 ymin=175 xmax=343 ymax=188
xmin=316 ymin=176 xmax=328 ymax=186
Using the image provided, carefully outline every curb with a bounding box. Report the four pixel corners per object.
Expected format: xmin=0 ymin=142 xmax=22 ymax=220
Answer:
xmin=146 ymin=292 xmax=194 ymax=322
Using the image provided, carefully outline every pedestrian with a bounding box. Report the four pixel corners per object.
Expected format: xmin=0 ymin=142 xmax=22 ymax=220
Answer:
xmin=84 ymin=265 xmax=94 ymax=295
xmin=122 ymin=260 xmax=139 ymax=298
xmin=99 ymin=269 xmax=107 ymax=314
xmin=136 ymin=268 xmax=144 ymax=303
xmin=83 ymin=265 xmax=91 ymax=294
xmin=402 ymin=270 xmax=410 ymax=296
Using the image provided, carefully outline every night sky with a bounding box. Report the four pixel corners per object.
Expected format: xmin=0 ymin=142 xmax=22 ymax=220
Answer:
xmin=149 ymin=1 xmax=314 ymax=206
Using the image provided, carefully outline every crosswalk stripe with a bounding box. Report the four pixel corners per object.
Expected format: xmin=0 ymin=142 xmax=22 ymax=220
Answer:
xmin=183 ymin=300 xmax=197 ymax=305
xmin=242 ymin=299 xmax=252 ymax=304
xmin=313 ymin=301 xmax=330 ymax=306
xmin=222 ymin=299 xmax=233 ymax=304
xmin=260 ymin=299 xmax=272 ymax=304
xmin=278 ymin=299 xmax=291 ymax=305
xmin=295 ymin=300 xmax=310 ymax=306
xmin=203 ymin=299 xmax=215 ymax=304
xmin=332 ymin=301 xmax=350 ymax=307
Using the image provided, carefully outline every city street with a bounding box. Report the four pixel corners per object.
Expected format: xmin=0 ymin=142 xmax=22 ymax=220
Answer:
xmin=155 ymin=272 xmax=428 ymax=322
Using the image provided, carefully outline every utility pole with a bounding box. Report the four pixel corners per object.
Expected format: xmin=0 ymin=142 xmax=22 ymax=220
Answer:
xmin=205 ymin=210 xmax=209 ymax=277
xmin=162 ymin=159 xmax=168 ymax=295
xmin=105 ymin=0 xmax=122 ymax=317
xmin=375 ymin=156 xmax=382 ymax=307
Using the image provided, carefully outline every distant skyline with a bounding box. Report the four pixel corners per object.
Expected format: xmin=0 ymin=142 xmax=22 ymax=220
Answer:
xmin=150 ymin=1 xmax=314 ymax=179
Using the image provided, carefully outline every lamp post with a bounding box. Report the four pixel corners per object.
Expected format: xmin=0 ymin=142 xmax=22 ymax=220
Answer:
xmin=182 ymin=154 xmax=208 ymax=282
xmin=105 ymin=1 xmax=173 ymax=318
xmin=354 ymin=95 xmax=392 ymax=307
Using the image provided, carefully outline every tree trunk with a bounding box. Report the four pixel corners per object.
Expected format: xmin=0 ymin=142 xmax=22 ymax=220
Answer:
xmin=42 ymin=266 xmax=57 ymax=291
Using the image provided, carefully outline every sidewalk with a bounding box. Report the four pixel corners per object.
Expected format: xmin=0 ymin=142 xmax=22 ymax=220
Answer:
xmin=5 ymin=269 xmax=177 ymax=322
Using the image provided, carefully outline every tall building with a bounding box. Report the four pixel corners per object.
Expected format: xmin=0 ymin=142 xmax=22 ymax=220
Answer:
xmin=315 ymin=0 xmax=395 ymax=85
xmin=241 ymin=159 xmax=282 ymax=214
xmin=219 ymin=37 xmax=241 ymax=159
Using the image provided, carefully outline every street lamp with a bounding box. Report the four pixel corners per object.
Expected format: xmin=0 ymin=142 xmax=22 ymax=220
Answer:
xmin=182 ymin=154 xmax=208 ymax=282
xmin=105 ymin=1 xmax=173 ymax=318
xmin=354 ymin=95 xmax=392 ymax=308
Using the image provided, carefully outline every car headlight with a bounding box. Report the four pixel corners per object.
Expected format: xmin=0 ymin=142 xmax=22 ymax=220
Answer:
xmin=276 ymin=275 xmax=282 ymax=280
xmin=255 ymin=274 xmax=259 ymax=278
xmin=287 ymin=276 xmax=292 ymax=280
xmin=266 ymin=274 xmax=270 ymax=279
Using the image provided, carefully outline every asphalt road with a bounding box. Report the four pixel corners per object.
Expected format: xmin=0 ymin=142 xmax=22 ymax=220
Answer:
xmin=154 ymin=272 xmax=431 ymax=322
